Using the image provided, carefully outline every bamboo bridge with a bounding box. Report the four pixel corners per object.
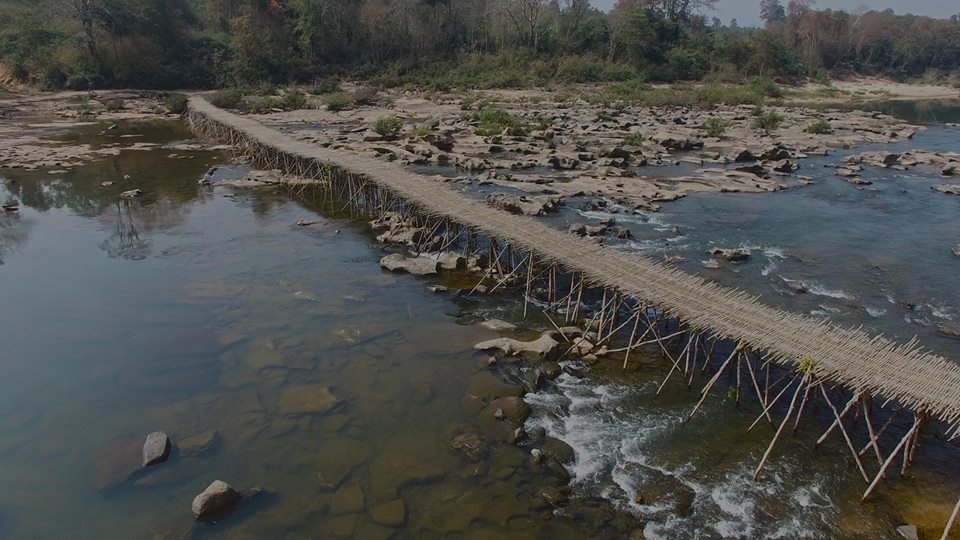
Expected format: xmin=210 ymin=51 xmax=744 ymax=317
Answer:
xmin=186 ymin=96 xmax=960 ymax=534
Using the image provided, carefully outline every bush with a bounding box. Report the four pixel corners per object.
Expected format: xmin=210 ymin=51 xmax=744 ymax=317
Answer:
xmin=373 ymin=115 xmax=403 ymax=139
xmin=325 ymin=92 xmax=354 ymax=111
xmin=163 ymin=93 xmax=188 ymax=114
xmin=104 ymin=97 xmax=125 ymax=112
xmin=209 ymin=88 xmax=243 ymax=109
xmin=353 ymin=86 xmax=378 ymax=106
xmin=474 ymin=107 xmax=527 ymax=137
xmin=409 ymin=120 xmax=438 ymax=138
xmin=596 ymin=110 xmax=614 ymax=122
xmin=311 ymin=77 xmax=341 ymax=95
xmin=281 ymin=90 xmax=307 ymax=110
xmin=703 ymin=117 xmax=729 ymax=138
xmin=748 ymin=77 xmax=783 ymax=99
xmin=806 ymin=119 xmax=833 ymax=134
xmin=623 ymin=132 xmax=644 ymax=146
xmin=753 ymin=109 xmax=784 ymax=133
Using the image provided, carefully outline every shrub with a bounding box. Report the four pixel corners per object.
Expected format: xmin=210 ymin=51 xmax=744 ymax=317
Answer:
xmin=623 ymin=132 xmax=644 ymax=146
xmin=748 ymin=77 xmax=783 ymax=99
xmin=703 ymin=117 xmax=729 ymax=138
xmin=806 ymin=119 xmax=833 ymax=134
xmin=353 ymin=86 xmax=378 ymax=106
xmin=373 ymin=115 xmax=403 ymax=139
xmin=209 ymin=88 xmax=243 ymax=109
xmin=163 ymin=93 xmax=188 ymax=114
xmin=280 ymin=90 xmax=307 ymax=110
xmin=104 ymin=98 xmax=124 ymax=112
xmin=596 ymin=110 xmax=614 ymax=121
xmin=474 ymin=107 xmax=527 ymax=137
xmin=311 ymin=77 xmax=341 ymax=95
xmin=753 ymin=109 xmax=784 ymax=133
xmin=409 ymin=120 xmax=438 ymax=138
xmin=325 ymin=92 xmax=354 ymax=111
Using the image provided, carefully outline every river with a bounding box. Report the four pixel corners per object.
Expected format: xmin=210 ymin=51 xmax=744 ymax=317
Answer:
xmin=0 ymin=107 xmax=957 ymax=539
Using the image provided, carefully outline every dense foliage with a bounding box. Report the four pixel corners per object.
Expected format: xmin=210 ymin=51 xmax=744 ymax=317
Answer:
xmin=0 ymin=0 xmax=958 ymax=90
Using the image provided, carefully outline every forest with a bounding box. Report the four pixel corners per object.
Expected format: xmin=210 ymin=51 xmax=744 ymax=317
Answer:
xmin=1 ymin=0 xmax=959 ymax=91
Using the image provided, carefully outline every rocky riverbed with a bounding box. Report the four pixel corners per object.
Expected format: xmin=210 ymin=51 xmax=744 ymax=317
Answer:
xmin=254 ymin=86 xmax=923 ymax=214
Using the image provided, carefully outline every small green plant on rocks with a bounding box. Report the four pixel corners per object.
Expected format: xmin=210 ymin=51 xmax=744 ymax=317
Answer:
xmin=623 ymin=132 xmax=644 ymax=146
xmin=209 ymin=88 xmax=243 ymax=109
xmin=373 ymin=115 xmax=403 ymax=139
xmin=163 ymin=93 xmax=188 ymax=114
xmin=753 ymin=109 xmax=784 ymax=133
xmin=806 ymin=119 xmax=833 ymax=134
xmin=703 ymin=117 xmax=729 ymax=138
xmin=325 ymin=92 xmax=354 ymax=112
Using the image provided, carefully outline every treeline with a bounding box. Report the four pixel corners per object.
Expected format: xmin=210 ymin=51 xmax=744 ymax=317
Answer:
xmin=0 ymin=0 xmax=958 ymax=91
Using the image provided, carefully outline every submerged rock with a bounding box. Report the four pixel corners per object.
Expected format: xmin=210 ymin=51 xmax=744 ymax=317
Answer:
xmin=379 ymin=253 xmax=440 ymax=276
xmin=938 ymin=322 xmax=960 ymax=338
xmin=278 ymin=384 xmax=340 ymax=415
xmin=370 ymin=498 xmax=406 ymax=527
xmin=450 ymin=432 xmax=486 ymax=461
xmin=330 ymin=484 xmax=366 ymax=515
xmin=192 ymin=480 xmax=242 ymax=520
xmin=178 ymin=430 xmax=219 ymax=457
xmin=95 ymin=434 xmax=145 ymax=490
xmin=933 ymin=184 xmax=960 ymax=195
xmin=479 ymin=319 xmax=517 ymax=331
xmin=480 ymin=396 xmax=531 ymax=425
xmin=142 ymin=431 xmax=171 ymax=467
xmin=466 ymin=371 xmax=524 ymax=400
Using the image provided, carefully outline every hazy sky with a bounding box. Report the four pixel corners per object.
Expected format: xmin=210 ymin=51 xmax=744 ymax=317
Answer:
xmin=590 ymin=1 xmax=958 ymax=27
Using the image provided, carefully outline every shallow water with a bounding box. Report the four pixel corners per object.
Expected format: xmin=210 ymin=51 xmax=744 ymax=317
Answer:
xmin=1 ymin=117 xmax=959 ymax=540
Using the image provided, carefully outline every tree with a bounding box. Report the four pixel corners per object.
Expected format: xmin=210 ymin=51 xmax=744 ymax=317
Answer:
xmin=500 ymin=0 xmax=550 ymax=53
xmin=760 ymin=0 xmax=786 ymax=25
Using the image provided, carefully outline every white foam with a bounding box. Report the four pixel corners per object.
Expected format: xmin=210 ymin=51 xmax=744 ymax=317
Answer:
xmin=865 ymin=306 xmax=887 ymax=318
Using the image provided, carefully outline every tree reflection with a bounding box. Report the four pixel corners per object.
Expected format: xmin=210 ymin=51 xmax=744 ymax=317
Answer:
xmin=0 ymin=181 xmax=29 ymax=265
xmin=98 ymin=199 xmax=150 ymax=260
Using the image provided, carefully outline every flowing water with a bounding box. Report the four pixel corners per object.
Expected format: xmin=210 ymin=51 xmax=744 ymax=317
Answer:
xmin=0 ymin=113 xmax=958 ymax=539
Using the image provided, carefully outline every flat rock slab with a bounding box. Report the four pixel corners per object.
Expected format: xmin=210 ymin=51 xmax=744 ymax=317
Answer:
xmin=142 ymin=431 xmax=171 ymax=466
xmin=192 ymin=480 xmax=241 ymax=520
xmin=330 ymin=484 xmax=366 ymax=515
xmin=938 ymin=322 xmax=960 ymax=338
xmin=474 ymin=333 xmax=560 ymax=361
xmin=478 ymin=319 xmax=517 ymax=331
xmin=95 ymin=434 xmax=145 ymax=491
xmin=379 ymin=253 xmax=439 ymax=276
xmin=279 ymin=384 xmax=340 ymax=415
xmin=370 ymin=499 xmax=406 ymax=527
xmin=933 ymin=184 xmax=960 ymax=195
xmin=953 ymin=244 xmax=960 ymax=257
xmin=178 ymin=430 xmax=219 ymax=457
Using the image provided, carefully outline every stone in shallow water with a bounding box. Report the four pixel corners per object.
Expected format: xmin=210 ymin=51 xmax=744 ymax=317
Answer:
xmin=192 ymin=480 xmax=241 ymax=520
xmin=178 ymin=430 xmax=219 ymax=457
xmin=315 ymin=437 xmax=372 ymax=490
xmin=466 ymin=371 xmax=524 ymax=400
xmin=95 ymin=434 xmax=145 ymax=491
xmin=142 ymin=431 xmax=171 ymax=467
xmin=278 ymin=384 xmax=340 ymax=415
xmin=370 ymin=499 xmax=406 ymax=527
xmin=330 ymin=484 xmax=365 ymax=515
xmin=938 ymin=322 xmax=960 ymax=338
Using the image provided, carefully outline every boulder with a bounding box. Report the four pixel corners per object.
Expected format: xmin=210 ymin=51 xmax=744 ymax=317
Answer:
xmin=942 ymin=164 xmax=957 ymax=176
xmin=379 ymin=253 xmax=439 ymax=276
xmin=480 ymin=396 xmax=531 ymax=425
xmin=761 ymin=144 xmax=791 ymax=161
xmin=474 ymin=333 xmax=560 ymax=361
xmin=192 ymin=480 xmax=242 ymax=520
xmin=652 ymin=132 xmax=703 ymax=151
xmin=142 ymin=431 xmax=171 ymax=467
xmin=548 ymin=155 xmax=579 ymax=170
xmin=450 ymin=433 xmax=486 ymax=461
xmin=423 ymin=132 xmax=455 ymax=152
xmin=568 ymin=223 xmax=587 ymax=236
xmin=486 ymin=192 xmax=562 ymax=216
xmin=435 ymin=252 xmax=466 ymax=271
xmin=732 ymin=148 xmax=757 ymax=162
xmin=734 ymin=163 xmax=768 ymax=177
xmin=120 ymin=189 xmax=142 ymax=198
xmin=540 ymin=437 xmax=576 ymax=464
xmin=708 ymin=247 xmax=751 ymax=262
xmin=370 ymin=499 xmax=406 ymax=527
xmin=938 ymin=322 xmax=960 ymax=338
xmin=278 ymin=384 xmax=340 ymax=415
xmin=953 ymin=244 xmax=960 ymax=257
xmin=933 ymin=184 xmax=960 ymax=195
xmin=772 ymin=159 xmax=797 ymax=173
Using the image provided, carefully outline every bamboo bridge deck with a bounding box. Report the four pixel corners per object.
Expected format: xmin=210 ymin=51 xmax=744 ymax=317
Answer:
xmin=186 ymin=97 xmax=960 ymax=432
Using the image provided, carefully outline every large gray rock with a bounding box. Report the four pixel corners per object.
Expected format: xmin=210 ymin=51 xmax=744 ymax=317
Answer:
xmin=708 ymin=247 xmax=751 ymax=262
xmin=379 ymin=253 xmax=439 ymax=276
xmin=953 ymin=244 xmax=960 ymax=257
xmin=142 ymin=431 xmax=171 ymax=467
xmin=933 ymin=184 xmax=960 ymax=195
xmin=486 ymin=193 xmax=562 ymax=216
xmin=938 ymin=322 xmax=960 ymax=338
xmin=192 ymin=480 xmax=242 ymax=520
xmin=474 ymin=333 xmax=560 ymax=361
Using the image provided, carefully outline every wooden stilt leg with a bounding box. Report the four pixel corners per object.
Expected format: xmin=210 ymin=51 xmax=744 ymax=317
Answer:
xmin=754 ymin=373 xmax=809 ymax=480
xmin=820 ymin=385 xmax=871 ymax=483
xmin=940 ymin=496 xmax=960 ymax=540
xmin=861 ymin=416 xmax=921 ymax=501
